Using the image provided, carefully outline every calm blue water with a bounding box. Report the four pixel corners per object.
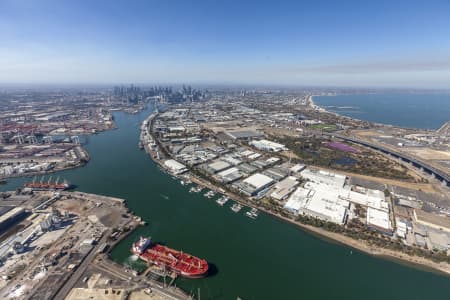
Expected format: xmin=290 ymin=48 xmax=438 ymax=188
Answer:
xmin=314 ymin=94 xmax=450 ymax=130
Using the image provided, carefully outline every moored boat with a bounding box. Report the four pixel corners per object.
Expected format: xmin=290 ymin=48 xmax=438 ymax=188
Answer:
xmin=231 ymin=203 xmax=242 ymax=213
xmin=246 ymin=208 xmax=259 ymax=219
xmin=216 ymin=196 xmax=229 ymax=206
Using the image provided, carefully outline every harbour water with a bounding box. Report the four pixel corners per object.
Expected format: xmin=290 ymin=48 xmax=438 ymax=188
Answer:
xmin=1 ymin=104 xmax=450 ymax=299
xmin=314 ymin=93 xmax=450 ymax=130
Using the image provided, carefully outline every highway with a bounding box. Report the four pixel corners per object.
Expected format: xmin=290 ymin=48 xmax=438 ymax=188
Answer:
xmin=330 ymin=133 xmax=450 ymax=186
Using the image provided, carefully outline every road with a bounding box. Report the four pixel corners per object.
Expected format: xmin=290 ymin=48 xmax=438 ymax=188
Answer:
xmin=52 ymin=229 xmax=111 ymax=300
xmin=327 ymin=132 xmax=450 ymax=186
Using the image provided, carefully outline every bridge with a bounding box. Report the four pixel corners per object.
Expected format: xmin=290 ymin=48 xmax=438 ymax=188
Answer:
xmin=329 ymin=133 xmax=450 ymax=187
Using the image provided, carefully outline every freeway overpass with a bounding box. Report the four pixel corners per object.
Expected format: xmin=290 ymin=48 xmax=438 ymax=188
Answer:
xmin=330 ymin=133 xmax=450 ymax=187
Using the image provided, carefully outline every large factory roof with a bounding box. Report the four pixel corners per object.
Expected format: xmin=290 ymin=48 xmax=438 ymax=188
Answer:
xmin=243 ymin=173 xmax=274 ymax=190
xmin=270 ymin=176 xmax=299 ymax=201
xmin=207 ymin=160 xmax=231 ymax=172
xmin=249 ymin=139 xmax=286 ymax=152
xmin=300 ymin=168 xmax=346 ymax=188
xmin=284 ymin=184 xmax=349 ymax=225
xmin=225 ymin=129 xmax=264 ymax=140
xmin=216 ymin=167 xmax=243 ymax=183
xmin=367 ymin=207 xmax=392 ymax=232
xmin=164 ymin=159 xmax=187 ymax=174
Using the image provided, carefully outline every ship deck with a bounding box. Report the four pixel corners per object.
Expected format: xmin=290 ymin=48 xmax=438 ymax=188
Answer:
xmin=139 ymin=244 xmax=208 ymax=277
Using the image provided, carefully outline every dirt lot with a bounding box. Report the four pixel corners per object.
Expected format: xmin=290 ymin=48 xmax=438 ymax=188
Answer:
xmin=404 ymin=148 xmax=450 ymax=160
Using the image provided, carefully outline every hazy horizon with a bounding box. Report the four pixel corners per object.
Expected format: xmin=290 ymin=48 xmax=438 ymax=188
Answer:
xmin=1 ymin=0 xmax=450 ymax=88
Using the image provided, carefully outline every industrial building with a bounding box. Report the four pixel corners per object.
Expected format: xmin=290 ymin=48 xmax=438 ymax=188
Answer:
xmin=284 ymin=184 xmax=349 ymax=225
xmin=249 ymin=139 xmax=287 ymax=152
xmin=234 ymin=173 xmax=275 ymax=196
xmin=270 ymin=176 xmax=299 ymax=201
xmin=263 ymin=165 xmax=290 ymax=181
xmin=225 ymin=129 xmax=264 ymax=140
xmin=203 ymin=160 xmax=231 ymax=174
xmin=367 ymin=207 xmax=392 ymax=235
xmin=215 ymin=167 xmax=244 ymax=183
xmin=300 ymin=168 xmax=389 ymax=212
xmin=163 ymin=159 xmax=188 ymax=175
xmin=300 ymin=168 xmax=346 ymax=188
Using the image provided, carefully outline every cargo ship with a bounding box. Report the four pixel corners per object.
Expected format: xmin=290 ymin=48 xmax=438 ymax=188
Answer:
xmin=24 ymin=176 xmax=71 ymax=191
xmin=131 ymin=237 xmax=208 ymax=279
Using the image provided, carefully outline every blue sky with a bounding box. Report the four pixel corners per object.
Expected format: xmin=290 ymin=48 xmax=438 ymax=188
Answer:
xmin=1 ymin=0 xmax=450 ymax=87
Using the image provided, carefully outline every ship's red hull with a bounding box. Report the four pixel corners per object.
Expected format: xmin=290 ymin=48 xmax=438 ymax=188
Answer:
xmin=132 ymin=243 xmax=208 ymax=278
xmin=24 ymin=183 xmax=70 ymax=191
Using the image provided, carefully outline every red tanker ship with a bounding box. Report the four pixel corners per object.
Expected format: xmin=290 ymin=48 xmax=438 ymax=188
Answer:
xmin=131 ymin=237 xmax=208 ymax=279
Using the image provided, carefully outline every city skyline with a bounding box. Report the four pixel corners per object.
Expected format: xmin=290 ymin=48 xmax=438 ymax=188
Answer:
xmin=1 ymin=0 xmax=450 ymax=88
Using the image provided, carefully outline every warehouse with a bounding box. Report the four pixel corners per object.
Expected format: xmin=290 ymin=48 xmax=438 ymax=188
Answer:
xmin=300 ymin=168 xmax=346 ymax=188
xmin=235 ymin=173 xmax=275 ymax=196
xmin=237 ymin=163 xmax=258 ymax=175
xmin=203 ymin=160 xmax=231 ymax=174
xmin=263 ymin=165 xmax=290 ymax=181
xmin=367 ymin=207 xmax=392 ymax=235
xmin=225 ymin=129 xmax=264 ymax=140
xmin=164 ymin=159 xmax=188 ymax=175
xmin=284 ymin=183 xmax=349 ymax=225
xmin=215 ymin=167 xmax=244 ymax=183
xmin=249 ymin=139 xmax=287 ymax=152
xmin=284 ymin=188 xmax=311 ymax=214
xmin=270 ymin=176 xmax=299 ymax=201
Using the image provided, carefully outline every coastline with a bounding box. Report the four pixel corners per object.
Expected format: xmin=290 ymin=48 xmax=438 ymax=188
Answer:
xmin=309 ymin=94 xmax=448 ymax=131
xmin=141 ymin=106 xmax=450 ymax=278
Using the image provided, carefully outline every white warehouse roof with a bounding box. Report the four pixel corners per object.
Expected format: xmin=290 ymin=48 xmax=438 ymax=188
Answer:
xmin=250 ymin=139 xmax=286 ymax=152
xmin=300 ymin=168 xmax=346 ymax=188
xmin=164 ymin=159 xmax=187 ymax=174
xmin=243 ymin=173 xmax=274 ymax=190
xmin=367 ymin=207 xmax=392 ymax=232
